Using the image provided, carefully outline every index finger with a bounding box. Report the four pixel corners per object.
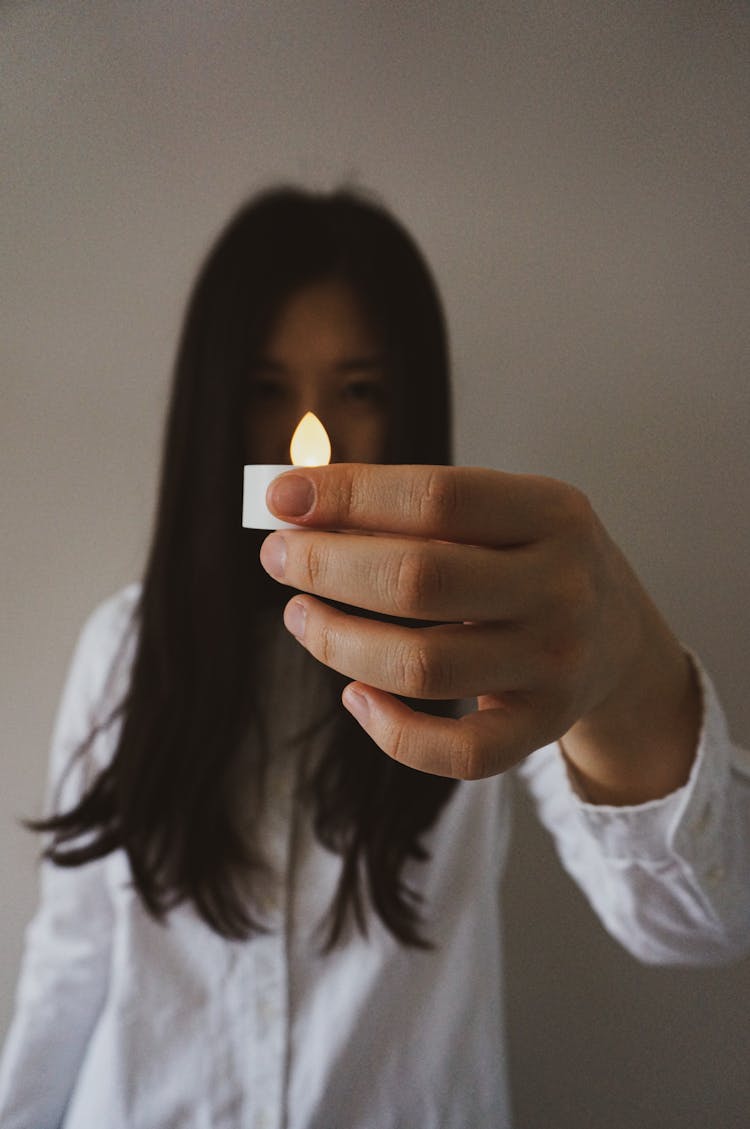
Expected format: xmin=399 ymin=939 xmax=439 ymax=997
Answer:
xmin=266 ymin=463 xmax=579 ymax=547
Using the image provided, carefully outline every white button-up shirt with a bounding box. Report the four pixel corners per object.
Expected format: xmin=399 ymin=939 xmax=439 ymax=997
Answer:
xmin=1 ymin=584 xmax=749 ymax=1128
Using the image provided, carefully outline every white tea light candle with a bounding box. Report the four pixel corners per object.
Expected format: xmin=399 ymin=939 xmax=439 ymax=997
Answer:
xmin=242 ymin=411 xmax=331 ymax=529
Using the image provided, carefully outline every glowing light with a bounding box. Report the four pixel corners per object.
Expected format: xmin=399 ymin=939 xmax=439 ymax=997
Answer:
xmin=290 ymin=411 xmax=331 ymax=467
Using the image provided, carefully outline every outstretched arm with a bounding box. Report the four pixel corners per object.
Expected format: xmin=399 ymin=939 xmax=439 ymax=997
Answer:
xmin=257 ymin=463 xmax=750 ymax=963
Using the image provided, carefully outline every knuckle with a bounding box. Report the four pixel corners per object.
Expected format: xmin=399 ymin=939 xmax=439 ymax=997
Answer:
xmin=342 ymin=467 xmax=359 ymax=521
xmin=321 ymin=465 xmax=358 ymax=525
xmin=560 ymin=484 xmax=596 ymax=535
xmin=394 ymin=637 xmax=444 ymax=698
xmin=416 ymin=467 xmax=459 ymax=530
xmin=449 ymin=729 xmax=488 ymax=781
xmin=539 ymin=630 xmax=587 ymax=681
xmin=392 ymin=549 xmax=442 ymax=615
xmin=302 ymin=539 xmax=326 ymax=590
xmin=559 ymin=559 xmax=597 ymax=618
xmin=317 ymin=620 xmax=337 ymax=667
xmin=537 ymin=552 xmax=597 ymax=633
xmin=542 ymin=479 xmax=595 ymax=535
xmin=389 ymin=721 xmax=411 ymax=767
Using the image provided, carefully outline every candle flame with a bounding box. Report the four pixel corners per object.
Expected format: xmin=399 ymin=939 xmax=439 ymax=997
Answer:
xmin=290 ymin=411 xmax=331 ymax=467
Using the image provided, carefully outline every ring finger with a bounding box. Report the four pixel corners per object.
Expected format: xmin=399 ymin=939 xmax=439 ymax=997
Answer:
xmin=284 ymin=594 xmax=537 ymax=700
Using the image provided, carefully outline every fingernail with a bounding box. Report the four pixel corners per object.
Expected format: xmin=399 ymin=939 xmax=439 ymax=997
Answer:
xmin=268 ymin=473 xmax=315 ymax=518
xmin=284 ymin=599 xmax=307 ymax=640
xmin=343 ymin=685 xmax=370 ymax=724
xmin=259 ymin=535 xmax=287 ymax=579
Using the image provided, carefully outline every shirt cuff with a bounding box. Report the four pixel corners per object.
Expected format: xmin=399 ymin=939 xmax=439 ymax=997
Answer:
xmin=563 ymin=654 xmax=732 ymax=867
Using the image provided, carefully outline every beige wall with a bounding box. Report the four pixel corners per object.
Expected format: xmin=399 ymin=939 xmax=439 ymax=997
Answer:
xmin=2 ymin=2 xmax=748 ymax=1124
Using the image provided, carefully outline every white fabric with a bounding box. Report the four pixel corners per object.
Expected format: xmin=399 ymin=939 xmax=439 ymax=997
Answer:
xmin=1 ymin=584 xmax=749 ymax=1129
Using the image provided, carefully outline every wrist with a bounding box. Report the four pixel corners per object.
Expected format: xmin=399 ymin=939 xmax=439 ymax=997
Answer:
xmin=561 ymin=625 xmax=701 ymax=806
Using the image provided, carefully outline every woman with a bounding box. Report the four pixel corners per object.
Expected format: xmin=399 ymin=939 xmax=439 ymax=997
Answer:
xmin=2 ymin=186 xmax=749 ymax=1129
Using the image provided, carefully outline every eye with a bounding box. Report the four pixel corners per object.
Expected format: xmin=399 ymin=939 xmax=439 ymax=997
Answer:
xmin=247 ymin=377 xmax=286 ymax=403
xmin=342 ymin=379 xmax=385 ymax=404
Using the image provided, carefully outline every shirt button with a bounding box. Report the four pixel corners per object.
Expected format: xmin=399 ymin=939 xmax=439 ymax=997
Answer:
xmin=705 ymin=863 xmax=725 ymax=884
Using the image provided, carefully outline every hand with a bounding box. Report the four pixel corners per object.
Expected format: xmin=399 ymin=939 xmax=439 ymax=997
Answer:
xmin=259 ymin=465 xmax=699 ymax=798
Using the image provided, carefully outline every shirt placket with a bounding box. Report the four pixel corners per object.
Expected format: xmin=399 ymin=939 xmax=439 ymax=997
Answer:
xmin=245 ymin=714 xmax=300 ymax=1129
xmin=243 ymin=622 xmax=337 ymax=1129
xmin=248 ymin=932 xmax=287 ymax=1129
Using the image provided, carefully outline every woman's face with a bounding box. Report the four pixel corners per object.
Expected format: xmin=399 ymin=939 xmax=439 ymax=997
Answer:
xmin=244 ymin=279 xmax=392 ymax=465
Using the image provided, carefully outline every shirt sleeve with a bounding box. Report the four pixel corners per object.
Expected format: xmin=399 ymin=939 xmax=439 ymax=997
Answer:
xmin=516 ymin=655 xmax=750 ymax=966
xmin=0 ymin=590 xmax=136 ymax=1129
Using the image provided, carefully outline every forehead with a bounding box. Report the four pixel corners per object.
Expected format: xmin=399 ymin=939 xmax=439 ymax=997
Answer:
xmin=261 ymin=279 xmax=381 ymax=360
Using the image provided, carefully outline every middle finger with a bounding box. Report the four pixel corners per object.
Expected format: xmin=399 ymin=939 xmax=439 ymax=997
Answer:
xmin=260 ymin=530 xmax=537 ymax=623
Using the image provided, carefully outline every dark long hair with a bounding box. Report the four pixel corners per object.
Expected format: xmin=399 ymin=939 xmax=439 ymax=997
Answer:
xmin=32 ymin=186 xmax=459 ymax=949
